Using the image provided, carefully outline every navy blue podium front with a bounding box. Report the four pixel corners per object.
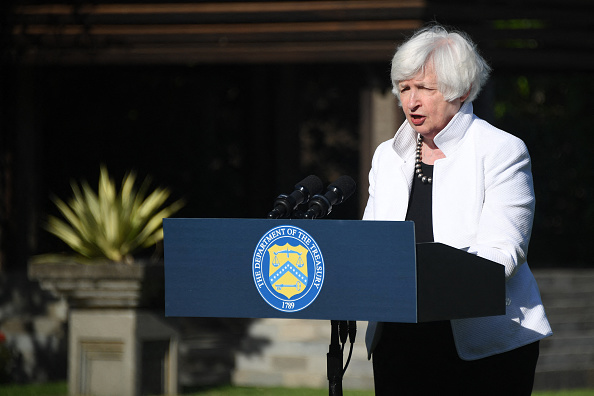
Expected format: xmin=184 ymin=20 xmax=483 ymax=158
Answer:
xmin=163 ymin=218 xmax=505 ymax=323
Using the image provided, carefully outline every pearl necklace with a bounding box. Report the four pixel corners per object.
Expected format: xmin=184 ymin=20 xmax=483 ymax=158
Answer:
xmin=415 ymin=135 xmax=432 ymax=184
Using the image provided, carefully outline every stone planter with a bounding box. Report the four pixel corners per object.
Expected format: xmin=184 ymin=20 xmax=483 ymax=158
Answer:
xmin=28 ymin=260 xmax=165 ymax=309
xmin=29 ymin=260 xmax=178 ymax=396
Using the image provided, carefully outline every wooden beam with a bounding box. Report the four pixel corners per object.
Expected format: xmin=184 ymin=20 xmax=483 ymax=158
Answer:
xmin=16 ymin=20 xmax=421 ymax=37
xmin=9 ymin=0 xmax=594 ymax=68
xmin=16 ymin=1 xmax=426 ymax=16
xmin=14 ymin=41 xmax=402 ymax=65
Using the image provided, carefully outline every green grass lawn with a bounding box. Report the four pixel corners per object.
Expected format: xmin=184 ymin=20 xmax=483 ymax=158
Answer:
xmin=0 ymin=382 xmax=592 ymax=396
xmin=193 ymin=387 xmax=594 ymax=396
xmin=192 ymin=388 xmax=594 ymax=396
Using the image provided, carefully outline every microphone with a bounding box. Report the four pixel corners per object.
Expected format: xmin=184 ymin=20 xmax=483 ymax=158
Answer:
xmin=303 ymin=175 xmax=356 ymax=219
xmin=267 ymin=175 xmax=324 ymax=219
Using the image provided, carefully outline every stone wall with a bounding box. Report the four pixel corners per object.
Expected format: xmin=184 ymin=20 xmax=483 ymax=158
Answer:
xmin=534 ymin=269 xmax=594 ymax=390
xmin=233 ymin=269 xmax=594 ymax=391
xmin=0 ymin=271 xmax=68 ymax=383
xmin=233 ymin=319 xmax=372 ymax=390
xmin=0 ymin=269 xmax=253 ymax=391
xmin=1 ymin=269 xmax=593 ymax=391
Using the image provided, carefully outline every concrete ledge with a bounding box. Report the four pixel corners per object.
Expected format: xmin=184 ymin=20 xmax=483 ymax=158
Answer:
xmin=28 ymin=261 xmax=163 ymax=308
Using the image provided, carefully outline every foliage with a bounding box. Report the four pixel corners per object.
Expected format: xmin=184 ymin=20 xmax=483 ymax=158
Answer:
xmin=41 ymin=165 xmax=184 ymax=264
xmin=0 ymin=331 xmax=11 ymax=384
xmin=493 ymin=72 xmax=594 ymax=266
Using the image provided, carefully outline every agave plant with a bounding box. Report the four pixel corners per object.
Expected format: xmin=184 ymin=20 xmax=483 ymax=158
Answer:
xmin=44 ymin=165 xmax=184 ymax=264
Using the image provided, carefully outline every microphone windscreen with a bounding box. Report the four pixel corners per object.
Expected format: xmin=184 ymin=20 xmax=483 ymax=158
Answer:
xmin=297 ymin=175 xmax=324 ymax=196
xmin=330 ymin=175 xmax=356 ymax=201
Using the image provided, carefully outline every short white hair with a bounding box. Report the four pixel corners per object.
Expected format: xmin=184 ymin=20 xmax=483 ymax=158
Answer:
xmin=391 ymin=24 xmax=491 ymax=104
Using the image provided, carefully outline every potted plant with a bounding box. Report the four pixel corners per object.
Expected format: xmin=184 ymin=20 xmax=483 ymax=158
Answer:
xmin=28 ymin=165 xmax=185 ymax=396
xmin=28 ymin=165 xmax=185 ymax=308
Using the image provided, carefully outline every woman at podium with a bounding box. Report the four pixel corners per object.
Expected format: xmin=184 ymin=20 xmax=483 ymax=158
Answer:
xmin=363 ymin=23 xmax=552 ymax=395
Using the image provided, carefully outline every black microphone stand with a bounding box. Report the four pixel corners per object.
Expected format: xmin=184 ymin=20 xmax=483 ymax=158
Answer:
xmin=326 ymin=319 xmax=357 ymax=396
xmin=285 ymin=206 xmax=347 ymax=395
xmin=328 ymin=320 xmax=343 ymax=396
xmin=301 ymin=199 xmax=357 ymax=396
xmin=266 ymin=196 xmax=355 ymax=396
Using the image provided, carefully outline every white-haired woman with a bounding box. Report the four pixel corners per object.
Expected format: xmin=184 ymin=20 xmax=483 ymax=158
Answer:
xmin=363 ymin=24 xmax=552 ymax=395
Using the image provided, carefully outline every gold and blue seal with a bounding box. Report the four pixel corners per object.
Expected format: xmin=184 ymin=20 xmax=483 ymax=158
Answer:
xmin=252 ymin=225 xmax=324 ymax=312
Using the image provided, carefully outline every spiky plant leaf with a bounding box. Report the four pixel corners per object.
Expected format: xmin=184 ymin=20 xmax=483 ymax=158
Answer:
xmin=44 ymin=166 xmax=184 ymax=263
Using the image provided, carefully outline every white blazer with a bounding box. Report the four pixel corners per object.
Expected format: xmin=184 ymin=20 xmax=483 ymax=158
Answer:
xmin=364 ymin=102 xmax=552 ymax=360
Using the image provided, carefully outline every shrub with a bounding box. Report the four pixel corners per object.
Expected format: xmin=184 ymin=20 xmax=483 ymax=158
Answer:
xmin=42 ymin=165 xmax=184 ymax=263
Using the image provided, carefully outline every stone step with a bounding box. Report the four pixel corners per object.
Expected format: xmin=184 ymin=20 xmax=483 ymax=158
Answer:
xmin=534 ymin=368 xmax=594 ymax=391
xmin=547 ymin=321 xmax=594 ymax=333
xmin=542 ymin=295 xmax=594 ymax=308
xmin=540 ymin=332 xmax=594 ymax=345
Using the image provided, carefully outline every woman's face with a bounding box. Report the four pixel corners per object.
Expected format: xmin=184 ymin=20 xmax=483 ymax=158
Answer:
xmin=398 ymin=63 xmax=466 ymax=140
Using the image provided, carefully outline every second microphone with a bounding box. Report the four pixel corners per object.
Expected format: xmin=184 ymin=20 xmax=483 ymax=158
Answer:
xmin=303 ymin=176 xmax=356 ymax=219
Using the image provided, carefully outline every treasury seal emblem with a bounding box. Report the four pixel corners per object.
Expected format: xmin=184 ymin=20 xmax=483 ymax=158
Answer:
xmin=252 ymin=225 xmax=324 ymax=312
